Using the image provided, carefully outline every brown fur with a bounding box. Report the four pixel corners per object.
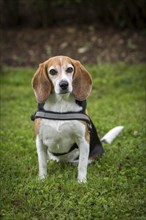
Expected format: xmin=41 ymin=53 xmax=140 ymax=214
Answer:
xmin=81 ymin=121 xmax=90 ymax=143
xmin=32 ymin=62 xmax=52 ymax=103
xmin=34 ymin=118 xmax=41 ymax=135
xmin=72 ymin=60 xmax=92 ymax=101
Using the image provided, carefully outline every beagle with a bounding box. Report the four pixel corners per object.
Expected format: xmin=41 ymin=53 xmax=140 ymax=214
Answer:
xmin=32 ymin=55 xmax=123 ymax=182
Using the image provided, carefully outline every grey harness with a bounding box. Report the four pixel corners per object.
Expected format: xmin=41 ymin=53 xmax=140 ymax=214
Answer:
xmin=34 ymin=111 xmax=92 ymax=130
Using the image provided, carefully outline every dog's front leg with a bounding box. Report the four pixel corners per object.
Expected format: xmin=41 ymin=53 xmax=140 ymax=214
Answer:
xmin=36 ymin=135 xmax=47 ymax=179
xmin=77 ymin=138 xmax=90 ymax=183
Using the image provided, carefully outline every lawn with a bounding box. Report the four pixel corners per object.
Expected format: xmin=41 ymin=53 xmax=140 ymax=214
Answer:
xmin=0 ymin=63 xmax=145 ymax=219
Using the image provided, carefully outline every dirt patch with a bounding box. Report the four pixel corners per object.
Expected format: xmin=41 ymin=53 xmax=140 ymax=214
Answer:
xmin=0 ymin=26 xmax=145 ymax=67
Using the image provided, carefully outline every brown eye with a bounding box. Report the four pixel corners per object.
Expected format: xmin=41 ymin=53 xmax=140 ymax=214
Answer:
xmin=66 ymin=67 xmax=73 ymax=73
xmin=49 ymin=69 xmax=57 ymax=75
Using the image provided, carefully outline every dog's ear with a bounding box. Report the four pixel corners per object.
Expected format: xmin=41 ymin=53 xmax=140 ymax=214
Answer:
xmin=72 ymin=60 xmax=92 ymax=101
xmin=32 ymin=62 xmax=52 ymax=103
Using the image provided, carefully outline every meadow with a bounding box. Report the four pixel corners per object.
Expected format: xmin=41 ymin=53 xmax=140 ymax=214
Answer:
xmin=0 ymin=63 xmax=145 ymax=219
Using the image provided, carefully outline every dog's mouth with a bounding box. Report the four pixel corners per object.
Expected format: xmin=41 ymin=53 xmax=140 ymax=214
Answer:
xmin=59 ymin=89 xmax=70 ymax=94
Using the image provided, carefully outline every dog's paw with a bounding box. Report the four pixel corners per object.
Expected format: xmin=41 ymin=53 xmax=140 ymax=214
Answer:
xmin=39 ymin=174 xmax=47 ymax=180
xmin=78 ymin=177 xmax=87 ymax=183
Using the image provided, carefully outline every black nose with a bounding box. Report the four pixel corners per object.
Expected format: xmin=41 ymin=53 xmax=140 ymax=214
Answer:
xmin=59 ymin=80 xmax=69 ymax=90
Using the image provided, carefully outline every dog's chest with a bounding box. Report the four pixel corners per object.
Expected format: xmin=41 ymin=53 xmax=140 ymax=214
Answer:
xmin=39 ymin=119 xmax=85 ymax=153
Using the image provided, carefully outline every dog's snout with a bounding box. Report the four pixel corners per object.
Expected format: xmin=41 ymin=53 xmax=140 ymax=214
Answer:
xmin=59 ymin=80 xmax=69 ymax=90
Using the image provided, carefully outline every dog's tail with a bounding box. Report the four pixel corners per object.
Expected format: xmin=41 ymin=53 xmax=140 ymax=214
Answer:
xmin=100 ymin=126 xmax=124 ymax=144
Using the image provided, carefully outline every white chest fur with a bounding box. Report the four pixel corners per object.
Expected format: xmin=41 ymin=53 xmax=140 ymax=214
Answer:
xmin=39 ymin=119 xmax=85 ymax=154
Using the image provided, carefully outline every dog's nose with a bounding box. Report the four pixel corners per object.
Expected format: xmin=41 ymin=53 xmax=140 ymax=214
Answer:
xmin=59 ymin=80 xmax=69 ymax=90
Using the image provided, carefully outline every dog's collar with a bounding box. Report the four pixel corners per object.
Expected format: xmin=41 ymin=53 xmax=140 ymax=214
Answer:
xmin=31 ymin=100 xmax=92 ymax=130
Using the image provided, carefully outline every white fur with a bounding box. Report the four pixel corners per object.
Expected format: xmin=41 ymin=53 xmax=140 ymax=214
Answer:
xmin=44 ymin=94 xmax=82 ymax=112
xmin=36 ymin=135 xmax=47 ymax=179
xmin=101 ymin=126 xmax=124 ymax=144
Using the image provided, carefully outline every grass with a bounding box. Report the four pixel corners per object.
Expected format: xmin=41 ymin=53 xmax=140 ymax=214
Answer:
xmin=0 ymin=63 xmax=145 ymax=219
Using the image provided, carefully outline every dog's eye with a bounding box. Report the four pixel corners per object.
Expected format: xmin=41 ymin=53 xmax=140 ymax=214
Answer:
xmin=49 ymin=69 xmax=58 ymax=75
xmin=66 ymin=67 xmax=73 ymax=73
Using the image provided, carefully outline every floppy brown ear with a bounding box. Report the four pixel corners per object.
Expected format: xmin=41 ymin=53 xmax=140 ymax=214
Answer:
xmin=72 ymin=60 xmax=92 ymax=101
xmin=32 ymin=62 xmax=51 ymax=103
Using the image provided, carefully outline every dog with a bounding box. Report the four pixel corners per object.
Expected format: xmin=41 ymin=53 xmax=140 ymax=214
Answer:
xmin=32 ymin=55 xmax=123 ymax=182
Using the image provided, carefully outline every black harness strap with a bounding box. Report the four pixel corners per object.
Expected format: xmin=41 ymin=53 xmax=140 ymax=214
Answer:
xmin=49 ymin=143 xmax=78 ymax=156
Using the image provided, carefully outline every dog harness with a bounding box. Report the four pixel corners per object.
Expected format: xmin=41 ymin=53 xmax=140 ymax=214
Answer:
xmin=31 ymin=101 xmax=104 ymax=158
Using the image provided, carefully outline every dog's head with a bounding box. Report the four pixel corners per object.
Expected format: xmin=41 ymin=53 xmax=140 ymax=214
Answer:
xmin=32 ymin=56 xmax=92 ymax=103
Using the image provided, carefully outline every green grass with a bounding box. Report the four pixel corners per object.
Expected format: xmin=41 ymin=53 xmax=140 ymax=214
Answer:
xmin=0 ymin=63 xmax=145 ymax=220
